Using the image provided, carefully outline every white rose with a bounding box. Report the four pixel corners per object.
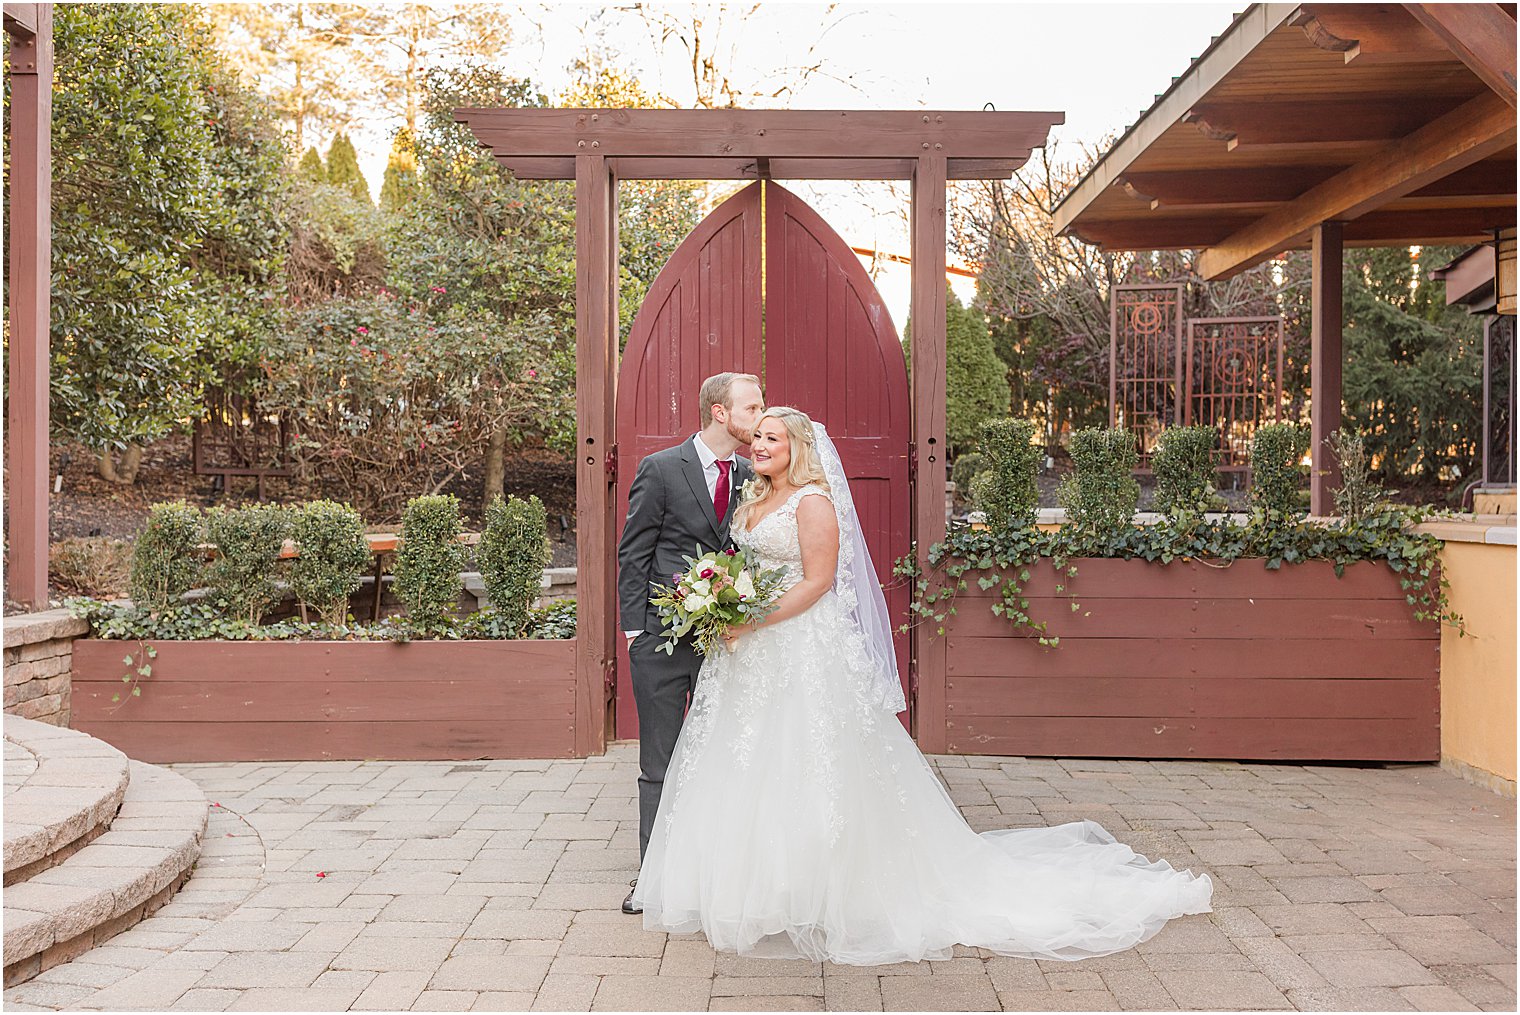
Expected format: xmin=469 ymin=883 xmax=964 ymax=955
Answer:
xmin=684 ymin=593 xmax=712 ymax=613
xmin=690 ymin=578 xmax=711 ymax=596
xmin=734 ymin=570 xmax=755 ymax=600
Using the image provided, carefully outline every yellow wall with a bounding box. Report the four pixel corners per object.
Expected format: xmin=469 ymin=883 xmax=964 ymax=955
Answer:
xmin=1438 ymin=540 xmax=1517 ymax=790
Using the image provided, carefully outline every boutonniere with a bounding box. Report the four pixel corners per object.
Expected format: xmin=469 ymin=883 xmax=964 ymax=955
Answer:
xmin=740 ymin=478 xmax=757 ymax=501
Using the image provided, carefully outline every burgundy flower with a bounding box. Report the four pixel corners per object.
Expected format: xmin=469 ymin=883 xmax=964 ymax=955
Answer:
xmin=700 ymin=568 xmax=715 ymax=579
xmin=724 ymin=548 xmax=736 ymax=556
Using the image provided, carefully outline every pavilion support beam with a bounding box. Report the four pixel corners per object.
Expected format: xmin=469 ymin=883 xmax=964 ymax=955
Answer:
xmin=574 ymin=154 xmax=617 ymax=756
xmin=6 ymin=6 xmax=53 ymax=610
xmin=1404 ymin=3 xmax=1517 ymax=108
xmin=1197 ymin=90 xmax=1516 ymax=279
xmin=911 ymin=155 xmax=948 ymax=752
xmin=1310 ymin=222 xmax=1345 ymax=517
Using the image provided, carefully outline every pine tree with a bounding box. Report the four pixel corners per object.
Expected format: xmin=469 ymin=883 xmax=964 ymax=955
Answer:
xmin=378 ymin=127 xmax=419 ymax=213
xmin=1342 ymin=246 xmax=1482 ymax=484
xmin=297 ymin=145 xmax=326 ymax=184
xmin=324 ymin=132 xmax=371 ymax=204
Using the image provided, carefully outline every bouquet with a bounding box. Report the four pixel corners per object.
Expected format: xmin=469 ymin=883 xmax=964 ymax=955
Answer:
xmin=649 ymin=546 xmax=787 ymax=658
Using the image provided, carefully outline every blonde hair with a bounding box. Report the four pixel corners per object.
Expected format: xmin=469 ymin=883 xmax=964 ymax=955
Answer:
xmin=735 ymin=406 xmax=828 ymax=526
xmin=698 ymin=371 xmax=762 ymax=428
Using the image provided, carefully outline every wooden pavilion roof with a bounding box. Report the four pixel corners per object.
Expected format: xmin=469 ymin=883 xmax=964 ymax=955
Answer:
xmin=1052 ymin=3 xmax=1517 ymax=279
xmin=454 ymin=108 xmax=1064 ymax=181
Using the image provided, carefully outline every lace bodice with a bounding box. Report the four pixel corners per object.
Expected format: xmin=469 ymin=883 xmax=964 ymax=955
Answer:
xmin=731 ymin=484 xmax=832 ymax=590
xmin=667 ymin=481 xmax=904 ymax=847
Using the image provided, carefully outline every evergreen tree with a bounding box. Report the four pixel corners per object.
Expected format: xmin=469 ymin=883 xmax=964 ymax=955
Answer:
xmin=324 ymin=133 xmax=371 ymax=204
xmin=378 ymin=128 xmax=419 ymax=213
xmin=904 ymin=286 xmax=1013 ymax=454
xmin=297 ymin=145 xmax=327 ymax=183
xmin=1342 ymin=246 xmax=1482 ymax=485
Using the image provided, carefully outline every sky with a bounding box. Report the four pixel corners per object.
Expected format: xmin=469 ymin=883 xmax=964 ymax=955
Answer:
xmin=354 ymin=1 xmax=1240 ymax=323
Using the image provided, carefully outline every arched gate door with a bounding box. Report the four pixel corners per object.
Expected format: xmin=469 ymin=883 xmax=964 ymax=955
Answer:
xmin=614 ymin=182 xmax=912 ymax=739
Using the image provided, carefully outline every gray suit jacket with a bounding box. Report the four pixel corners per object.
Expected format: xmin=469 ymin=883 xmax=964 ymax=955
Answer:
xmin=617 ymin=438 xmax=754 ymax=635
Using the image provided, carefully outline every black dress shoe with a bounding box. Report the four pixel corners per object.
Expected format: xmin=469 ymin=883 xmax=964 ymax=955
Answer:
xmin=622 ymin=878 xmax=642 ymax=915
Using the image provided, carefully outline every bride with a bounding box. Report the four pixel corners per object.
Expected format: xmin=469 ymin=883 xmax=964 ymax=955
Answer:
xmin=631 ymin=406 xmax=1213 ymax=964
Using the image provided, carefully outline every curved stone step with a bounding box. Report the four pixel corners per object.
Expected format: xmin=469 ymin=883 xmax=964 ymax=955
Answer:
xmin=2 ymin=716 xmax=130 ymax=884
xmin=3 ymin=760 xmax=207 ymax=987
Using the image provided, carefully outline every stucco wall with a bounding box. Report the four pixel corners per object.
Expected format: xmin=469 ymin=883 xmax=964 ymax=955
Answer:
xmin=1436 ymin=539 xmax=1517 ymax=794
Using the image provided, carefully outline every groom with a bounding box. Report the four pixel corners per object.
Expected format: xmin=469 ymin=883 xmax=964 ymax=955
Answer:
xmin=616 ymin=371 xmax=764 ymax=915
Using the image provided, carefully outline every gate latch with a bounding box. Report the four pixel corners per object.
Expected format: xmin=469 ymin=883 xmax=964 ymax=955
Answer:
xmin=604 ymin=443 xmax=618 ymax=482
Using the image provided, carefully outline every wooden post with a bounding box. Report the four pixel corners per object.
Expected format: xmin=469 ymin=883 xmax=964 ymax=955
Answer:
xmin=911 ymin=155 xmax=949 ymax=753
xmin=6 ymin=6 xmax=53 ymax=610
xmin=1310 ymin=221 xmax=1344 ymax=516
xmin=575 ymin=155 xmax=616 ymax=756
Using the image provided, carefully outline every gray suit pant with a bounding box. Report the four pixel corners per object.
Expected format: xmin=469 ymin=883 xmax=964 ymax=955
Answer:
xmin=629 ymin=632 xmax=703 ymax=863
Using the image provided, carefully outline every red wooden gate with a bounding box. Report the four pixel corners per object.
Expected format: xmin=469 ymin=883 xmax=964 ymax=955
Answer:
xmin=614 ymin=182 xmax=912 ymax=739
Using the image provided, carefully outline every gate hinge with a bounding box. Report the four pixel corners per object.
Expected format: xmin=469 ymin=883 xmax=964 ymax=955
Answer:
xmin=604 ymin=443 xmax=618 ymax=482
xmin=907 ymin=441 xmax=918 ymax=482
xmin=603 ymin=656 xmax=616 ymax=695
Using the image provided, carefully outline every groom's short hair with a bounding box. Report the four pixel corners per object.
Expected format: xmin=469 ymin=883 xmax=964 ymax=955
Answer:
xmin=698 ymin=372 xmax=761 ymax=427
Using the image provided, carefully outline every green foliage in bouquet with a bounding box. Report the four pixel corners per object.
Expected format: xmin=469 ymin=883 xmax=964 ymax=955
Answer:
xmin=649 ymin=547 xmax=787 ymax=659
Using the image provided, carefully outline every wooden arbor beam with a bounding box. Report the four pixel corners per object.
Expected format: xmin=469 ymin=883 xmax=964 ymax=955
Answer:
xmin=455 ymin=108 xmax=1063 ymax=160
xmin=6 ymin=3 xmax=52 ymax=609
xmin=574 ymin=155 xmax=617 ymax=756
xmin=475 ymin=155 xmax=1029 ymax=182
xmin=1404 ymin=3 xmax=1518 ymax=108
xmin=1197 ymin=90 xmax=1516 ymax=279
xmin=3 ymin=3 xmax=37 ymax=37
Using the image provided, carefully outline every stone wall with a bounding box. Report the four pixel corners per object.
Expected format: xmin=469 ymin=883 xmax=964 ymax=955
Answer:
xmin=3 ymin=609 xmax=89 ymax=727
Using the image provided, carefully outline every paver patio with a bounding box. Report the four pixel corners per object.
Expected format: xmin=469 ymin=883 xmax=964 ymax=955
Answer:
xmin=3 ymin=744 xmax=1513 ymax=1012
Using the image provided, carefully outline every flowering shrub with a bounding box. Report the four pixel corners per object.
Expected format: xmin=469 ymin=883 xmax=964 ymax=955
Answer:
xmin=259 ymin=290 xmax=568 ymax=519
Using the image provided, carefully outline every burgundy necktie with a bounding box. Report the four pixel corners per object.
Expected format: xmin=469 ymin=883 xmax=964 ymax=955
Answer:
xmin=714 ymin=459 xmax=732 ymax=522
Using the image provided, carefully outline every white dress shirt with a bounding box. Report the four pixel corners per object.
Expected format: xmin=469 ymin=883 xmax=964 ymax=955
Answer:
xmin=691 ymin=432 xmax=738 ymax=502
xmin=625 ymin=434 xmax=738 ymax=639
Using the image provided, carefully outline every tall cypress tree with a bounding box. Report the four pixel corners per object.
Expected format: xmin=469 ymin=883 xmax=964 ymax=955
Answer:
xmin=297 ymin=145 xmax=327 ymax=183
xmin=1342 ymin=246 xmax=1482 ymax=484
xmin=903 ymin=286 xmax=1013 ymax=454
xmin=378 ymin=128 xmax=419 ymax=213
xmin=324 ymin=133 xmax=371 ymax=203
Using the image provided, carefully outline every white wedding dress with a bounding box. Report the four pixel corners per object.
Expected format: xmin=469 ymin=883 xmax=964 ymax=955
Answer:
xmin=633 ymin=483 xmax=1213 ymax=965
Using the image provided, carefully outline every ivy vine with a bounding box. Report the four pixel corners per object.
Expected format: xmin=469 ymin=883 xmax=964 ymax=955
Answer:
xmin=899 ymin=505 xmax=1463 ymax=646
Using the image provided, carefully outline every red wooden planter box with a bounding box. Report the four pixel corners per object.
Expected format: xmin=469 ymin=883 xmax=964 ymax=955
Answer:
xmin=938 ymin=558 xmax=1440 ymax=762
xmin=71 ymin=639 xmax=578 ymax=762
